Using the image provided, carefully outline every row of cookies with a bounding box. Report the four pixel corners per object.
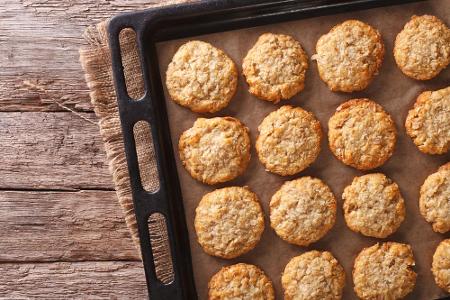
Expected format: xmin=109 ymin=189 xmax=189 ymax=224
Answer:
xmin=166 ymin=15 xmax=450 ymax=113
xmin=209 ymin=240 xmax=450 ymax=299
xmin=201 ymin=166 xmax=450 ymax=299
xmin=194 ymin=163 xmax=449 ymax=260
xmin=164 ymin=14 xmax=450 ymax=300
xmin=179 ymin=90 xmax=449 ymax=188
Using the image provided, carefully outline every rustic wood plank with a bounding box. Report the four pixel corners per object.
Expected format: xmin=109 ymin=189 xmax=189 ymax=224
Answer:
xmin=0 ymin=1 xmax=190 ymax=296
xmin=0 ymin=190 xmax=140 ymax=262
xmin=0 ymin=0 xmax=190 ymax=112
xmin=0 ymin=261 xmax=146 ymax=298
xmin=0 ymin=112 xmax=113 ymax=190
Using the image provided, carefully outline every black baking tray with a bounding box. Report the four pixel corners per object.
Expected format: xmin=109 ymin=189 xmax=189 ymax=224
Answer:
xmin=106 ymin=1 xmax=436 ymax=299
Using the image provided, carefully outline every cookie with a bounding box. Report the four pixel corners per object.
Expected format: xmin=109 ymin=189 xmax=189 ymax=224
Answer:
xmin=194 ymin=186 xmax=264 ymax=259
xmin=419 ymin=162 xmax=450 ymax=233
xmin=405 ymin=86 xmax=450 ymax=154
xmin=208 ymin=263 xmax=274 ymax=300
xmin=256 ymin=105 xmax=322 ymax=176
xmin=166 ymin=40 xmax=238 ymax=113
xmin=313 ymin=20 xmax=384 ymax=92
xmin=242 ymin=33 xmax=308 ymax=103
xmin=353 ymin=242 xmax=417 ymax=300
xmin=432 ymin=239 xmax=450 ymax=293
xmin=343 ymin=173 xmax=405 ymax=238
xmin=282 ymin=251 xmax=345 ymax=300
xmin=270 ymin=177 xmax=336 ymax=246
xmin=328 ymin=99 xmax=396 ymax=170
xmin=179 ymin=117 xmax=251 ymax=185
xmin=394 ymin=15 xmax=450 ymax=80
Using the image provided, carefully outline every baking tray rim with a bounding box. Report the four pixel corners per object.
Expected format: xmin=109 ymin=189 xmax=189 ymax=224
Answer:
xmin=106 ymin=0 xmax=443 ymax=299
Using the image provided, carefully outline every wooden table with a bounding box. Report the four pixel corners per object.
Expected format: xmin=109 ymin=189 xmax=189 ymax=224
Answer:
xmin=0 ymin=1 xmax=185 ymax=298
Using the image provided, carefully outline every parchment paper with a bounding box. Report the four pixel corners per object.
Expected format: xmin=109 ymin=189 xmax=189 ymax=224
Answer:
xmin=157 ymin=1 xmax=450 ymax=298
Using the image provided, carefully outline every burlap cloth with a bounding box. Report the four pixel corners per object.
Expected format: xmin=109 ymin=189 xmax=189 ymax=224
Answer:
xmin=79 ymin=5 xmax=181 ymax=282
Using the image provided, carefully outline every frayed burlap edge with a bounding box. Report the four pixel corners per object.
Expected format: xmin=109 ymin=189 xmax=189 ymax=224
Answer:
xmin=79 ymin=21 xmax=174 ymax=283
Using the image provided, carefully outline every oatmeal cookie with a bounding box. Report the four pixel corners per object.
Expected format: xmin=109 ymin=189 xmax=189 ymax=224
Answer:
xmin=166 ymin=40 xmax=238 ymax=113
xmin=405 ymin=86 xmax=450 ymax=154
xmin=256 ymin=105 xmax=322 ymax=176
xmin=270 ymin=177 xmax=336 ymax=246
xmin=419 ymin=162 xmax=450 ymax=233
xmin=208 ymin=263 xmax=274 ymax=300
xmin=394 ymin=15 xmax=450 ymax=80
xmin=432 ymin=239 xmax=450 ymax=293
xmin=282 ymin=251 xmax=345 ymax=300
xmin=313 ymin=20 xmax=384 ymax=92
xmin=242 ymin=33 xmax=308 ymax=103
xmin=353 ymin=242 xmax=417 ymax=300
xmin=328 ymin=99 xmax=396 ymax=170
xmin=179 ymin=117 xmax=251 ymax=185
xmin=343 ymin=173 xmax=405 ymax=238
xmin=194 ymin=186 xmax=264 ymax=259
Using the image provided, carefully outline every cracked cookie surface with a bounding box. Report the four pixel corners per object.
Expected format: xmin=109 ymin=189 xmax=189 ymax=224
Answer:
xmin=432 ymin=239 xmax=450 ymax=293
xmin=179 ymin=117 xmax=250 ymax=185
xmin=314 ymin=20 xmax=384 ymax=92
xmin=353 ymin=242 xmax=417 ymax=300
xmin=243 ymin=33 xmax=308 ymax=103
xmin=256 ymin=105 xmax=322 ymax=176
xmin=270 ymin=177 xmax=336 ymax=246
xmin=343 ymin=173 xmax=405 ymax=238
xmin=328 ymin=99 xmax=396 ymax=170
xmin=208 ymin=263 xmax=274 ymax=300
xmin=195 ymin=186 xmax=264 ymax=259
xmin=420 ymin=162 xmax=450 ymax=233
xmin=394 ymin=15 xmax=450 ymax=80
xmin=282 ymin=250 xmax=345 ymax=300
xmin=405 ymin=86 xmax=450 ymax=155
xmin=166 ymin=40 xmax=238 ymax=113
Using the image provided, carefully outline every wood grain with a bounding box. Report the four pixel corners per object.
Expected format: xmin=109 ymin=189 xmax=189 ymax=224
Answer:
xmin=0 ymin=0 xmax=190 ymax=297
xmin=0 ymin=0 xmax=190 ymax=112
xmin=0 ymin=112 xmax=113 ymax=190
xmin=0 ymin=190 xmax=140 ymax=262
xmin=0 ymin=261 xmax=146 ymax=298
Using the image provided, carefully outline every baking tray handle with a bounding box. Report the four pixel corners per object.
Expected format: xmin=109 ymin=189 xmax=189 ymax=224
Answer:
xmin=107 ymin=17 xmax=197 ymax=300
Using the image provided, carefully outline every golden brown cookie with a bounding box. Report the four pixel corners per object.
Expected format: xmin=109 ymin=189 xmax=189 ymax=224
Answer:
xmin=313 ymin=20 xmax=384 ymax=92
xmin=256 ymin=105 xmax=322 ymax=176
xmin=270 ymin=177 xmax=336 ymax=246
xmin=419 ymin=162 xmax=450 ymax=233
xmin=432 ymin=239 xmax=450 ymax=293
xmin=343 ymin=173 xmax=405 ymax=238
xmin=405 ymin=86 xmax=450 ymax=154
xmin=394 ymin=15 xmax=450 ymax=80
xmin=166 ymin=40 xmax=238 ymax=113
xmin=242 ymin=33 xmax=308 ymax=103
xmin=282 ymin=251 xmax=345 ymax=300
xmin=353 ymin=242 xmax=417 ymax=300
xmin=328 ymin=99 xmax=396 ymax=170
xmin=208 ymin=263 xmax=275 ymax=300
xmin=194 ymin=186 xmax=264 ymax=259
xmin=179 ymin=117 xmax=251 ymax=185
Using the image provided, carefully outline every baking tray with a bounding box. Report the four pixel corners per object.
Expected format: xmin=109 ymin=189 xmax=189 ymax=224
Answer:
xmin=108 ymin=0 xmax=449 ymax=299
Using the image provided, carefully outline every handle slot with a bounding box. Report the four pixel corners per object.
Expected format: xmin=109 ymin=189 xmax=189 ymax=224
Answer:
xmin=118 ymin=28 xmax=146 ymax=101
xmin=133 ymin=121 xmax=160 ymax=193
xmin=148 ymin=213 xmax=175 ymax=285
